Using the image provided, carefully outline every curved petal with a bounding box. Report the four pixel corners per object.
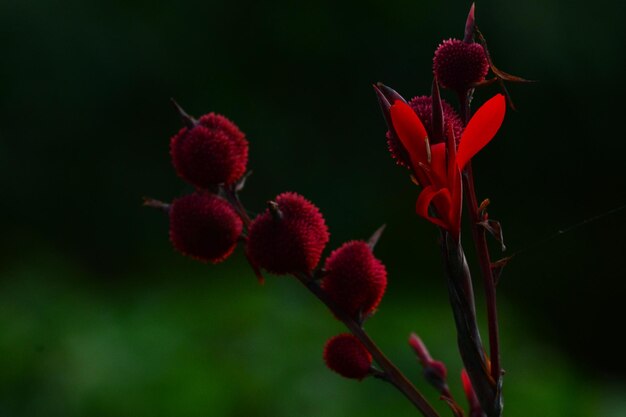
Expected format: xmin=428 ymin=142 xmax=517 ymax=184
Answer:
xmin=456 ymin=94 xmax=506 ymax=170
xmin=416 ymin=186 xmax=452 ymax=230
xmin=390 ymin=100 xmax=429 ymax=169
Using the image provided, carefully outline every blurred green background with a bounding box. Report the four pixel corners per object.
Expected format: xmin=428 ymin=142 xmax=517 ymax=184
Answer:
xmin=2 ymin=0 xmax=626 ymax=416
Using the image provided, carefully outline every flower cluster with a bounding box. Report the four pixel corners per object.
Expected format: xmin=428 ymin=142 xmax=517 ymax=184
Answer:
xmin=166 ymin=108 xmax=249 ymax=263
xmin=154 ymin=102 xmax=389 ymax=382
xmin=147 ymin=4 xmax=526 ymax=417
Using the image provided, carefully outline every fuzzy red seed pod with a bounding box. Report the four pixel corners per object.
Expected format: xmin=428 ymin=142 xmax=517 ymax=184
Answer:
xmin=169 ymin=193 xmax=243 ymax=263
xmin=170 ymin=113 xmax=248 ymax=188
xmin=246 ymin=192 xmax=329 ymax=275
xmin=433 ymin=38 xmax=489 ymax=93
xmin=321 ymin=241 xmax=387 ymax=319
xmin=387 ymin=96 xmax=464 ymax=168
xmin=323 ymin=333 xmax=372 ymax=380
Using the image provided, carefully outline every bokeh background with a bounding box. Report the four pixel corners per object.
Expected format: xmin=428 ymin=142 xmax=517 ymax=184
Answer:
xmin=2 ymin=0 xmax=626 ymax=416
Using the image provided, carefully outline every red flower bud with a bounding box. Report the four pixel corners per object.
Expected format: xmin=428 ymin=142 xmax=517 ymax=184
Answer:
xmin=323 ymin=333 xmax=372 ymax=380
xmin=387 ymin=96 xmax=464 ymax=169
xmin=321 ymin=241 xmax=387 ymax=319
xmin=433 ymin=38 xmax=489 ymax=93
xmin=170 ymin=113 xmax=248 ymax=188
xmin=409 ymin=333 xmax=449 ymax=392
xmin=461 ymin=369 xmax=483 ymax=417
xmin=246 ymin=192 xmax=329 ymax=275
xmin=169 ymin=193 xmax=243 ymax=263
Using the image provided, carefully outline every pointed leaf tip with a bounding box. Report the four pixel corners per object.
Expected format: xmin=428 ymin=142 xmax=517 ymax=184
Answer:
xmin=367 ymin=224 xmax=387 ymax=250
xmin=170 ymin=98 xmax=197 ymax=129
xmin=431 ymin=78 xmax=444 ymax=143
xmin=235 ymin=170 xmax=254 ymax=192
xmin=376 ymin=83 xmax=407 ymax=104
xmin=373 ymin=84 xmax=392 ymax=126
xmin=464 ymin=3 xmax=476 ymax=43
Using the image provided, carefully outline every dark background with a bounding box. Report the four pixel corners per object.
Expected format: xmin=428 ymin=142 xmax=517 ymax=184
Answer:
xmin=1 ymin=0 xmax=625 ymax=416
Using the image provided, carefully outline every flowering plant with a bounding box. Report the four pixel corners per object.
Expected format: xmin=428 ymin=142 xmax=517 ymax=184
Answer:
xmin=146 ymin=4 xmax=529 ymax=417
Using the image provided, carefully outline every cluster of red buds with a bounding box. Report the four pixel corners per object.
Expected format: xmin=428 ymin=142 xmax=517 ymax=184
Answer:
xmin=148 ymin=101 xmax=390 ymax=388
xmin=146 ymin=4 xmax=530 ymax=417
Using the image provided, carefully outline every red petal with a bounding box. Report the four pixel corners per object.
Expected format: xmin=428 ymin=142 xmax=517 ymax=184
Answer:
xmin=390 ymin=100 xmax=429 ymax=169
xmin=456 ymin=94 xmax=506 ymax=170
xmin=415 ymin=186 xmax=452 ymax=230
xmin=429 ymin=143 xmax=447 ymax=187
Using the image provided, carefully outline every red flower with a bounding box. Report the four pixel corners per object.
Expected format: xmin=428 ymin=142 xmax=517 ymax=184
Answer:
xmin=376 ymin=84 xmax=506 ymax=238
xmin=323 ymin=333 xmax=372 ymax=380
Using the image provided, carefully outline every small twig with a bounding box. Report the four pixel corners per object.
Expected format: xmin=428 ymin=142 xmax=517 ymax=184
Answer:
xmin=142 ymin=197 xmax=170 ymax=212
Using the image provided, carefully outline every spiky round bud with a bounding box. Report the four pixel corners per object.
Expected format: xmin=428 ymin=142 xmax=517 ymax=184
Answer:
xmin=170 ymin=113 xmax=248 ymax=188
xmin=321 ymin=241 xmax=387 ymax=319
xmin=169 ymin=193 xmax=243 ymax=263
xmin=323 ymin=333 xmax=372 ymax=380
xmin=246 ymin=192 xmax=329 ymax=275
xmin=387 ymin=96 xmax=464 ymax=168
xmin=433 ymin=38 xmax=489 ymax=93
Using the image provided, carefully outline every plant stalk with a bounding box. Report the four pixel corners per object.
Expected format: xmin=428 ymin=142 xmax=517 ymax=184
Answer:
xmin=458 ymin=89 xmax=502 ymax=385
xmin=226 ymin=186 xmax=440 ymax=417
xmin=463 ymin=166 xmax=501 ymax=384
xmin=296 ymin=274 xmax=440 ymax=417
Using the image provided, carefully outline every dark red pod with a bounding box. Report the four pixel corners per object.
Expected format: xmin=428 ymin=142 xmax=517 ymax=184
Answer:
xmin=387 ymin=96 xmax=464 ymax=169
xmin=433 ymin=38 xmax=489 ymax=93
xmin=323 ymin=333 xmax=372 ymax=380
xmin=246 ymin=192 xmax=329 ymax=275
xmin=170 ymin=113 xmax=248 ymax=188
xmin=169 ymin=193 xmax=243 ymax=263
xmin=321 ymin=241 xmax=387 ymax=319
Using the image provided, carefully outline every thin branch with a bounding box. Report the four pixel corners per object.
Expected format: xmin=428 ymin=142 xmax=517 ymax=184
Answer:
xmin=295 ymin=273 xmax=440 ymax=417
xmin=223 ymin=185 xmax=440 ymax=417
